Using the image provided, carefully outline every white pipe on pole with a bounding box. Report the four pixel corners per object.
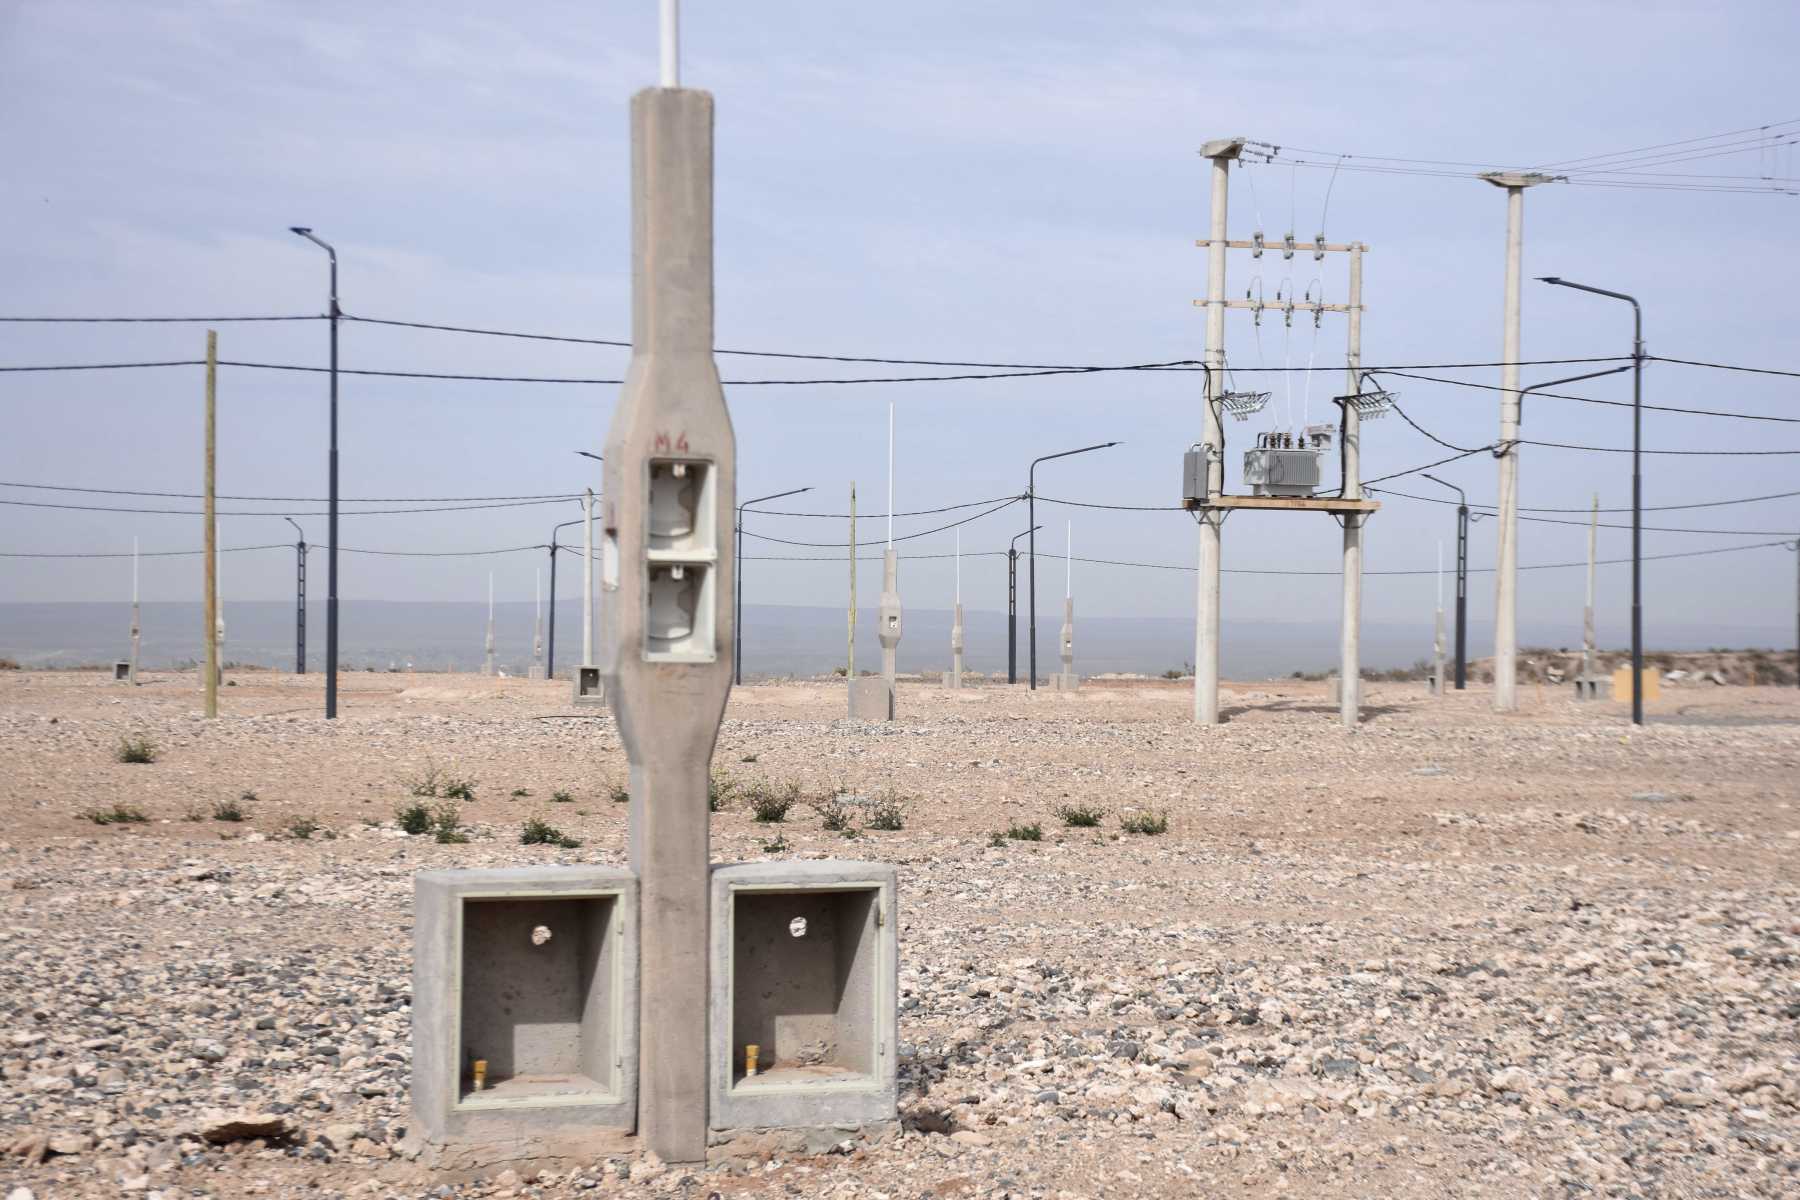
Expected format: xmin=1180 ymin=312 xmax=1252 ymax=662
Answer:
xmin=583 ymin=487 xmax=595 ymax=665
xmin=659 ymin=0 xmax=679 ymax=87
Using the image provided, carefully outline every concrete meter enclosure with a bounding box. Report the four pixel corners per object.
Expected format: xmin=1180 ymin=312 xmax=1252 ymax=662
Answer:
xmin=709 ymin=861 xmax=899 ymax=1131
xmin=412 ymin=867 xmax=639 ymax=1147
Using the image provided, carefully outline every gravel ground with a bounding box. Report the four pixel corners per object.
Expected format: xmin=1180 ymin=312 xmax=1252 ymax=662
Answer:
xmin=1 ymin=668 xmax=1796 ymax=1199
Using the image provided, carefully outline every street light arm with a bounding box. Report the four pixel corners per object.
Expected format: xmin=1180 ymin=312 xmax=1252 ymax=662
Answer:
xmin=740 ymin=486 xmax=812 ymax=513
xmin=1419 ymin=473 xmax=1464 ymax=506
xmin=1514 ymin=364 xmax=1634 ymax=428
xmin=1010 ymin=525 xmax=1042 ymax=553
xmin=574 ymin=450 xmax=604 ymax=463
xmin=282 ymin=517 xmax=305 ymax=541
xmin=1029 ymin=442 xmax=1121 ymax=483
xmin=1538 ymin=277 xmax=1642 ymax=350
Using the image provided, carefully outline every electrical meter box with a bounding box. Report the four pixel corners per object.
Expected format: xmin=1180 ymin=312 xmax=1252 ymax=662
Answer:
xmin=1181 ymin=445 xmax=1210 ymax=509
xmin=710 ymin=861 xmax=899 ymax=1132
xmin=412 ymin=867 xmax=638 ymax=1148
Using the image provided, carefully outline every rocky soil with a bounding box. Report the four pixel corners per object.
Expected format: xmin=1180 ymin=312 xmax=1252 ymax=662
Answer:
xmin=0 ymin=668 xmax=1796 ymax=1199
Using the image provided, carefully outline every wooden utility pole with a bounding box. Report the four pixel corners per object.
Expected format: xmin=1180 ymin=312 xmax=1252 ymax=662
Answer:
xmin=203 ymin=330 xmax=218 ymax=718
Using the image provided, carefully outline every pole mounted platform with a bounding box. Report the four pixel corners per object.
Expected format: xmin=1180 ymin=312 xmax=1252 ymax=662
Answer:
xmin=599 ymin=85 xmax=734 ymax=1165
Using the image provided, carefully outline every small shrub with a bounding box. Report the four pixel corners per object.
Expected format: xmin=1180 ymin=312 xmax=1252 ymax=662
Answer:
xmin=609 ymin=784 xmax=630 ymax=804
xmin=521 ymin=817 xmax=581 ymax=849
xmin=395 ymin=801 xmax=432 ymax=836
xmin=1006 ymin=821 xmax=1043 ymax=842
xmin=404 ymin=763 xmax=445 ymax=798
xmin=747 ymin=780 xmax=800 ymax=824
xmin=286 ymin=815 xmax=324 ymax=840
xmin=239 ymin=790 xmax=259 ymax=803
xmin=432 ymin=804 xmax=469 ymax=844
xmin=0 ymin=658 xmax=19 ymax=670
xmin=865 ymin=792 xmax=906 ymax=832
xmin=551 ymin=789 xmax=574 ymax=803
xmin=115 ymin=735 xmax=158 ymax=764
xmin=708 ymin=770 xmax=737 ymax=813
xmin=182 ymin=805 xmax=206 ymax=822
xmin=441 ymin=776 xmax=476 ymax=802
xmin=987 ymin=830 xmax=1007 ymax=848
xmin=1055 ymin=803 xmax=1105 ymax=828
xmin=760 ymin=833 xmax=789 ymax=855
xmin=816 ymin=798 xmax=852 ymax=832
xmin=212 ymin=798 xmax=245 ymax=822
xmin=1120 ymin=810 xmax=1169 ymax=836
xmin=741 ymin=753 xmax=759 ymax=764
xmin=510 ymin=788 xmax=531 ymax=799
xmin=84 ymin=803 xmax=148 ymax=825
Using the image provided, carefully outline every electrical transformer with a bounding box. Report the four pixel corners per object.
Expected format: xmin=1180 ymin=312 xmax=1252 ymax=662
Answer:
xmin=1243 ymin=427 xmax=1333 ymax=498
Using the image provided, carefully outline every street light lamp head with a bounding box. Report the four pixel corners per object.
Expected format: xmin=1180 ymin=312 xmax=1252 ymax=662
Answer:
xmin=1536 ymin=276 xmax=1563 ymax=285
xmin=289 ymin=226 xmax=312 ymax=235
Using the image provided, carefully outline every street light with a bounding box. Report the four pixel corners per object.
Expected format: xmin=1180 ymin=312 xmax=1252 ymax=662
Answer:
xmin=734 ymin=486 xmax=811 ymax=685
xmin=1007 ymin=525 xmax=1040 ymax=684
xmin=1537 ymin=276 xmax=1647 ymax=725
xmin=545 ymin=512 xmax=586 ymax=679
xmin=1419 ymin=475 xmax=1474 ymax=690
xmin=289 ymin=226 xmax=340 ymax=718
xmin=282 ymin=517 xmax=307 ymax=675
xmin=574 ymin=452 xmax=603 ymax=673
xmin=1029 ymin=442 xmax=1118 ymax=690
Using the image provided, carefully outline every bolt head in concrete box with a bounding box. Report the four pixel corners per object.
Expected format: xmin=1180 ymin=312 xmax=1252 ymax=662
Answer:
xmin=709 ymin=861 xmax=898 ymax=1132
xmin=412 ymin=867 xmax=638 ymax=1150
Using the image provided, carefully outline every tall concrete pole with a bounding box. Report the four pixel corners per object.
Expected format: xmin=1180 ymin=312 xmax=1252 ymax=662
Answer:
xmin=1433 ymin=542 xmax=1445 ymax=697
xmin=129 ymin=537 xmax=140 ymax=685
xmin=1584 ymin=493 xmax=1598 ymax=683
xmin=483 ymin=573 xmax=496 ymax=676
xmin=878 ymin=402 xmax=902 ymax=691
xmin=949 ymin=529 xmax=963 ymax=688
xmin=531 ymin=568 xmax=543 ymax=679
xmin=598 ymin=77 xmax=735 ymax=1164
xmin=203 ymin=330 xmax=218 ymax=719
xmin=848 ymin=484 xmax=856 ymax=679
xmin=1338 ymin=242 xmax=1365 ymax=728
xmin=1481 ymin=172 xmax=1551 ymax=711
xmin=1194 ymin=138 xmax=1241 ymax=724
xmin=1059 ymin=521 xmax=1075 ymax=685
xmin=214 ymin=516 xmax=225 ymax=686
xmin=582 ymin=487 xmax=595 ymax=667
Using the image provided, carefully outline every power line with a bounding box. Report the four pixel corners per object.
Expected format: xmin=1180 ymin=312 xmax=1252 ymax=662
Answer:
xmin=748 ymin=495 xmax=1022 ymax=519
xmin=0 ymin=315 xmax=319 ymax=324
xmin=1381 ymin=368 xmax=1800 ymax=425
xmin=1522 ymin=438 xmax=1800 ymax=456
xmin=0 ymin=496 xmax=578 ymax=517
xmin=1650 ymin=355 xmax=1800 ymax=380
xmin=0 ymin=480 xmax=581 ymax=503
xmin=1369 ymin=484 xmax=1800 ymax=515
xmin=0 ymin=543 xmax=291 ymax=559
xmin=1034 ymin=495 xmax=1185 ymax=512
xmin=740 ymin=496 xmax=1023 ymax=548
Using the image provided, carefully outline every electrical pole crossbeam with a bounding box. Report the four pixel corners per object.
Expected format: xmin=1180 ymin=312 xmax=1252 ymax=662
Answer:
xmin=1214 ymin=299 xmax=1356 ymax=314
xmin=1197 ymin=239 xmax=1368 ymax=254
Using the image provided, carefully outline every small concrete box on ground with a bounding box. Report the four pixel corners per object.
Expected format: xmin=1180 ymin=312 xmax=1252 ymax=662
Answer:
xmin=571 ymin=666 xmax=606 ymax=707
xmin=412 ymin=867 xmax=638 ymax=1149
xmin=112 ymin=661 xmax=130 ymax=682
xmin=847 ymin=676 xmax=894 ymax=721
xmin=710 ymin=861 xmax=898 ymax=1132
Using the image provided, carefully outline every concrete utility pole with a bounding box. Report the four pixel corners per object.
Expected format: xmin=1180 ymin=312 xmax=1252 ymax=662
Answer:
xmin=1433 ymin=542 xmax=1446 ymax=697
xmin=1584 ymin=494 xmax=1599 ymax=685
xmin=128 ymin=537 xmax=140 ymax=685
xmin=583 ymin=487 xmax=595 ymax=668
xmin=1006 ymin=527 xmax=1036 ymax=684
xmin=1194 ymin=138 xmax=1242 ymax=724
xmin=1058 ymin=522 xmax=1076 ymax=690
xmin=531 ymin=568 xmax=544 ymax=679
xmin=1338 ymin=242 xmax=1366 ymax=729
xmin=483 ymin=573 xmax=496 ymax=676
xmin=203 ymin=330 xmax=218 ymax=719
xmin=597 ymin=45 xmax=736 ymax=1161
xmin=1480 ymin=171 xmax=1552 ymax=712
xmin=848 ymin=483 xmax=856 ymax=679
xmin=284 ymin=517 xmax=307 ymax=674
xmin=948 ymin=529 xmax=964 ymax=688
xmin=878 ymin=401 xmax=902 ymax=693
xmin=214 ymin=516 xmax=225 ymax=687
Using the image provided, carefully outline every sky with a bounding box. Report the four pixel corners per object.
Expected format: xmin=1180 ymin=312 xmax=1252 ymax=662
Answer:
xmin=2 ymin=0 xmax=1797 ymax=651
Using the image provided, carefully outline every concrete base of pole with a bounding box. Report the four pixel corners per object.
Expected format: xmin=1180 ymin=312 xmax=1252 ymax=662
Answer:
xmin=947 ymin=602 xmax=963 ymax=689
xmin=1052 ymin=672 xmax=1079 ymax=692
xmin=1573 ymin=676 xmax=1605 ymax=700
xmin=848 ymin=677 xmax=894 ymax=721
